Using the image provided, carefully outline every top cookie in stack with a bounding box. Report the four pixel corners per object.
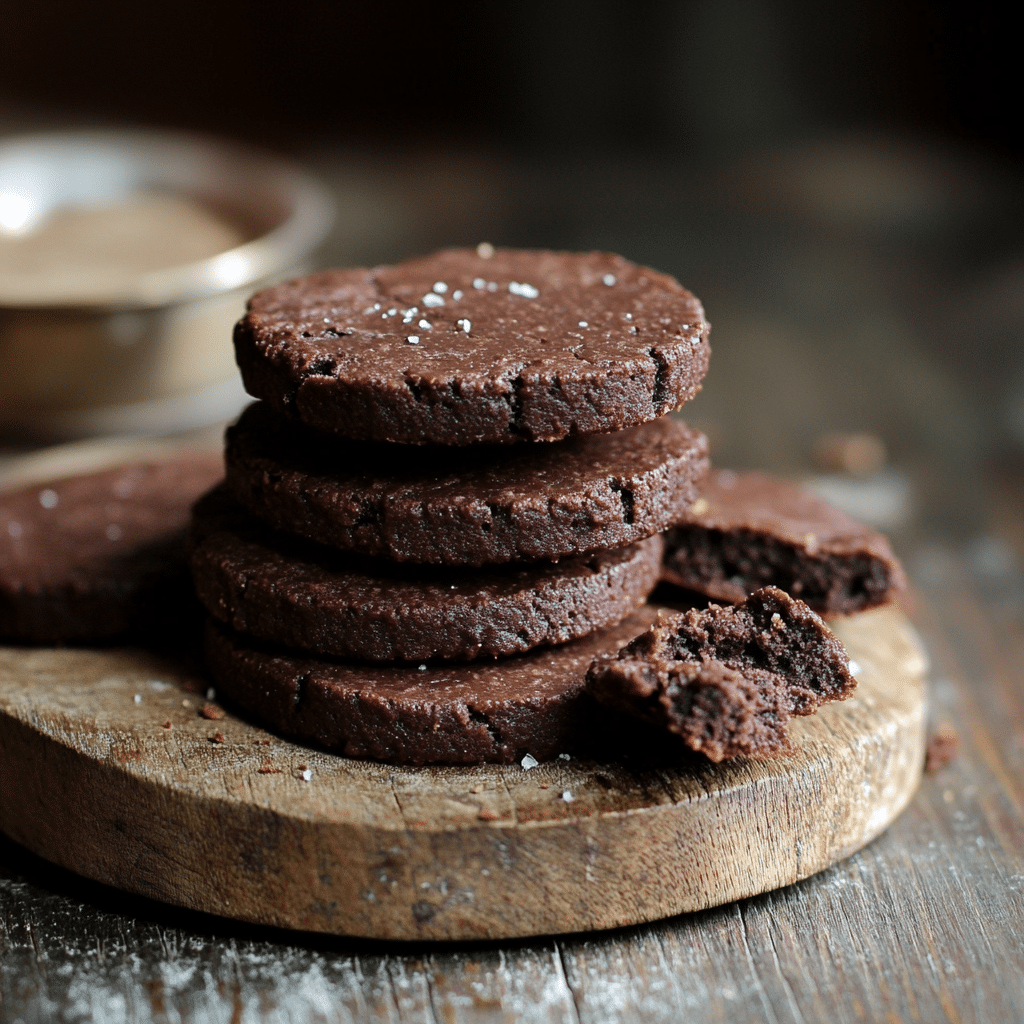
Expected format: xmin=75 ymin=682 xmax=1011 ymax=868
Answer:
xmin=232 ymin=246 xmax=710 ymax=446
xmin=195 ymin=247 xmax=711 ymax=765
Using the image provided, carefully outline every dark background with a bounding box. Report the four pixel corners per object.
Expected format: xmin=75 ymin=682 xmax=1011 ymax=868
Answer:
xmin=0 ymin=1 xmax=1019 ymax=158
xmin=2 ymin=0 xmax=1023 ymax=546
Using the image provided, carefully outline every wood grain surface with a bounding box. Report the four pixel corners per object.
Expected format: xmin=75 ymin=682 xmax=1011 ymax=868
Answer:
xmin=3 ymin=560 xmax=1021 ymax=1024
xmin=0 ymin=608 xmax=924 ymax=942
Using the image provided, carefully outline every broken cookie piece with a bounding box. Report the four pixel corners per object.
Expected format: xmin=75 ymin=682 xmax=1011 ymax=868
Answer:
xmin=587 ymin=587 xmax=856 ymax=760
xmin=588 ymin=655 xmax=793 ymax=761
xmin=662 ymin=469 xmax=906 ymax=615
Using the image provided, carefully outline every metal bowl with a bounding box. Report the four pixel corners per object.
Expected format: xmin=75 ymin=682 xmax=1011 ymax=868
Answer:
xmin=0 ymin=130 xmax=333 ymax=437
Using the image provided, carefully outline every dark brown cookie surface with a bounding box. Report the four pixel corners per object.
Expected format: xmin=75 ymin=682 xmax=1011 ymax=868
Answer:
xmin=234 ymin=248 xmax=711 ymax=446
xmin=587 ymin=587 xmax=856 ymax=760
xmin=191 ymin=487 xmax=663 ymax=661
xmin=226 ymin=402 xmax=708 ymax=566
xmin=662 ymin=469 xmax=906 ymax=614
xmin=205 ymin=606 xmax=660 ymax=766
xmin=0 ymin=453 xmax=223 ymax=643
xmin=589 ymin=656 xmax=793 ymax=762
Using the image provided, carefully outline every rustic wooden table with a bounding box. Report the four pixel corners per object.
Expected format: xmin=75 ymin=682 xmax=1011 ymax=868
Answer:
xmin=2 ymin=140 xmax=1023 ymax=1021
xmin=2 ymin=552 xmax=1022 ymax=1023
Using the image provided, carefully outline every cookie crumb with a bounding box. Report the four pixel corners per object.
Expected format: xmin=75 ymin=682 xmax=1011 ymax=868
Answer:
xmin=162 ymin=721 xmax=172 ymax=729
xmin=470 ymin=783 xmax=484 ymax=793
xmin=257 ymin=765 xmax=282 ymax=774
xmin=925 ymin=728 xmax=960 ymax=774
xmin=201 ymin=703 xmax=225 ymax=720
xmin=478 ymin=809 xmax=499 ymax=821
xmin=210 ymin=732 xmax=225 ymax=744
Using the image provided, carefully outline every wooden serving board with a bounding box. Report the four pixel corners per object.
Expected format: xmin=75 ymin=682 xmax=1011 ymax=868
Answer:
xmin=0 ymin=607 xmax=925 ymax=941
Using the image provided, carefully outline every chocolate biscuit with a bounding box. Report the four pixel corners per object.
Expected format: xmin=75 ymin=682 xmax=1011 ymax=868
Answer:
xmin=587 ymin=587 xmax=856 ymax=760
xmin=226 ymin=401 xmax=708 ymax=566
xmin=591 ymin=657 xmax=793 ymax=761
xmin=205 ymin=607 xmax=660 ymax=765
xmin=662 ymin=469 xmax=905 ymax=614
xmin=191 ymin=487 xmax=663 ymax=661
xmin=0 ymin=454 xmax=223 ymax=643
xmin=233 ymin=248 xmax=711 ymax=446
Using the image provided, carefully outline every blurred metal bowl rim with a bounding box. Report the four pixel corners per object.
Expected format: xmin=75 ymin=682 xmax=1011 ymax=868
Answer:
xmin=0 ymin=129 xmax=334 ymax=309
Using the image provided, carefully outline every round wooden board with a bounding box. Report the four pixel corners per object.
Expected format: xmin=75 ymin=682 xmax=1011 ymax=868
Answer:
xmin=0 ymin=607 xmax=926 ymax=941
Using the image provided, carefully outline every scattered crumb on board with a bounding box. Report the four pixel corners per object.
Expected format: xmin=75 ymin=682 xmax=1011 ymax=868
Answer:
xmin=925 ymin=728 xmax=960 ymax=773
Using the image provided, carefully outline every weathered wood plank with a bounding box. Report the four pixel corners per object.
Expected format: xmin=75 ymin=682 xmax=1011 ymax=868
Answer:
xmin=0 ymin=608 xmax=924 ymax=943
xmin=2 ymin=553 xmax=1021 ymax=1022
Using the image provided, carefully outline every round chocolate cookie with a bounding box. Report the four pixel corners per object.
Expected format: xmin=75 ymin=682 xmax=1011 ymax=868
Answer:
xmin=191 ymin=487 xmax=663 ymax=661
xmin=662 ymin=469 xmax=906 ymax=615
xmin=225 ymin=402 xmax=708 ymax=566
xmin=205 ymin=606 xmax=660 ymax=765
xmin=234 ymin=247 xmax=711 ymax=446
xmin=0 ymin=453 xmax=223 ymax=643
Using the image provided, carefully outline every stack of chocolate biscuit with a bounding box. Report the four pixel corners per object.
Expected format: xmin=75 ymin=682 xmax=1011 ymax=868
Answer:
xmin=191 ymin=247 xmax=712 ymax=765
